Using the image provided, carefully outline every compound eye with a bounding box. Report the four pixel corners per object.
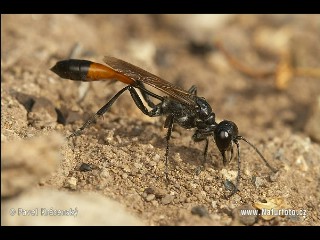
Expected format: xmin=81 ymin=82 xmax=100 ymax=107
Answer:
xmin=220 ymin=130 xmax=229 ymax=139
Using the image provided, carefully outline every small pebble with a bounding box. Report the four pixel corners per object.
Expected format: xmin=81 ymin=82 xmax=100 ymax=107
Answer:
xmin=100 ymin=169 xmax=110 ymax=178
xmin=65 ymin=177 xmax=77 ymax=190
xmin=38 ymin=179 xmax=46 ymax=186
xmin=145 ymin=194 xmax=155 ymax=202
xmin=161 ymin=195 xmax=174 ymax=205
xmin=224 ymin=179 xmax=237 ymax=192
xmin=79 ymin=163 xmax=92 ymax=172
xmin=151 ymin=200 xmax=159 ymax=207
xmin=269 ymin=171 xmax=280 ymax=182
xmin=252 ymin=176 xmax=266 ymax=188
xmin=191 ymin=205 xmax=210 ymax=218
xmin=211 ymin=201 xmax=217 ymax=209
xmin=153 ymin=154 xmax=160 ymax=162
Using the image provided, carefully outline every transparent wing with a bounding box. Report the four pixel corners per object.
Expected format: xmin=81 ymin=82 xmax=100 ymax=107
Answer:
xmin=103 ymin=56 xmax=197 ymax=107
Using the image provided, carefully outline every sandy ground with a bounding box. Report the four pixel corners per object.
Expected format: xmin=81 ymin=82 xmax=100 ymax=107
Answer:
xmin=1 ymin=14 xmax=320 ymax=226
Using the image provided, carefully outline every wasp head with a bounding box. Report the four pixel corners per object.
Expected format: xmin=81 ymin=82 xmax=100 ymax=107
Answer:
xmin=214 ymin=120 xmax=239 ymax=165
xmin=214 ymin=120 xmax=277 ymax=172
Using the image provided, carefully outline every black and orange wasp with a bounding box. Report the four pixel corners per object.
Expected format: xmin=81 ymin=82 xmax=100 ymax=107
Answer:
xmin=51 ymin=56 xmax=277 ymax=196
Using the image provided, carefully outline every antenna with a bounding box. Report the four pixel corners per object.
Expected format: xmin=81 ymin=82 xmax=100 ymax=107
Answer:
xmin=236 ymin=136 xmax=278 ymax=173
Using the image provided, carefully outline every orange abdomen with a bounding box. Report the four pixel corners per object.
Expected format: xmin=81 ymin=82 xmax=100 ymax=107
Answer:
xmin=50 ymin=59 xmax=134 ymax=85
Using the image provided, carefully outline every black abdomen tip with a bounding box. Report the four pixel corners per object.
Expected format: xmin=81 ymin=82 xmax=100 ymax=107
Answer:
xmin=50 ymin=59 xmax=92 ymax=81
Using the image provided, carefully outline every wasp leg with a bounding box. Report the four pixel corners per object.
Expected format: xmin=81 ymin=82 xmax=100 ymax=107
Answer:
xmin=68 ymin=86 xmax=131 ymax=139
xmin=127 ymin=86 xmax=164 ymax=117
xmin=229 ymin=142 xmax=234 ymax=163
xmin=202 ymin=138 xmax=209 ymax=166
xmin=130 ymin=87 xmax=176 ymax=182
xmin=68 ymin=86 xmax=164 ymax=139
xmin=188 ymin=85 xmax=197 ymax=95
xmin=136 ymin=82 xmax=159 ymax=108
xmin=226 ymin=140 xmax=241 ymax=197
xmin=192 ymin=134 xmax=209 ymax=175
xmin=164 ymin=115 xmax=174 ymax=182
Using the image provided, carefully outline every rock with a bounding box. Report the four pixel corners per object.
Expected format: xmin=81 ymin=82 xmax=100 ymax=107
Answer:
xmin=100 ymin=169 xmax=110 ymax=179
xmin=65 ymin=177 xmax=77 ymax=190
xmin=191 ymin=205 xmax=210 ymax=218
xmin=224 ymin=179 xmax=237 ymax=193
xmin=145 ymin=194 xmax=155 ymax=202
xmin=79 ymin=163 xmax=92 ymax=172
xmin=153 ymin=154 xmax=160 ymax=162
xmin=252 ymin=176 xmax=266 ymax=188
xmin=269 ymin=171 xmax=280 ymax=182
xmin=161 ymin=195 xmax=174 ymax=205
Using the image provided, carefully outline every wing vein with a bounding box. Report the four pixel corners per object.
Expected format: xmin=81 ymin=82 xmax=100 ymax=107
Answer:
xmin=103 ymin=56 xmax=197 ymax=107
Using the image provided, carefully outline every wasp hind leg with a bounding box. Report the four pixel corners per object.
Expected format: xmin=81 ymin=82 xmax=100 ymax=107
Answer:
xmin=136 ymin=81 xmax=160 ymax=108
xmin=67 ymin=86 xmax=131 ymax=139
xmin=67 ymin=85 xmax=164 ymax=139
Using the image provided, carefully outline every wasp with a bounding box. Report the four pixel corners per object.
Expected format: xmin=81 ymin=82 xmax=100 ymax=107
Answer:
xmin=51 ymin=56 xmax=277 ymax=196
